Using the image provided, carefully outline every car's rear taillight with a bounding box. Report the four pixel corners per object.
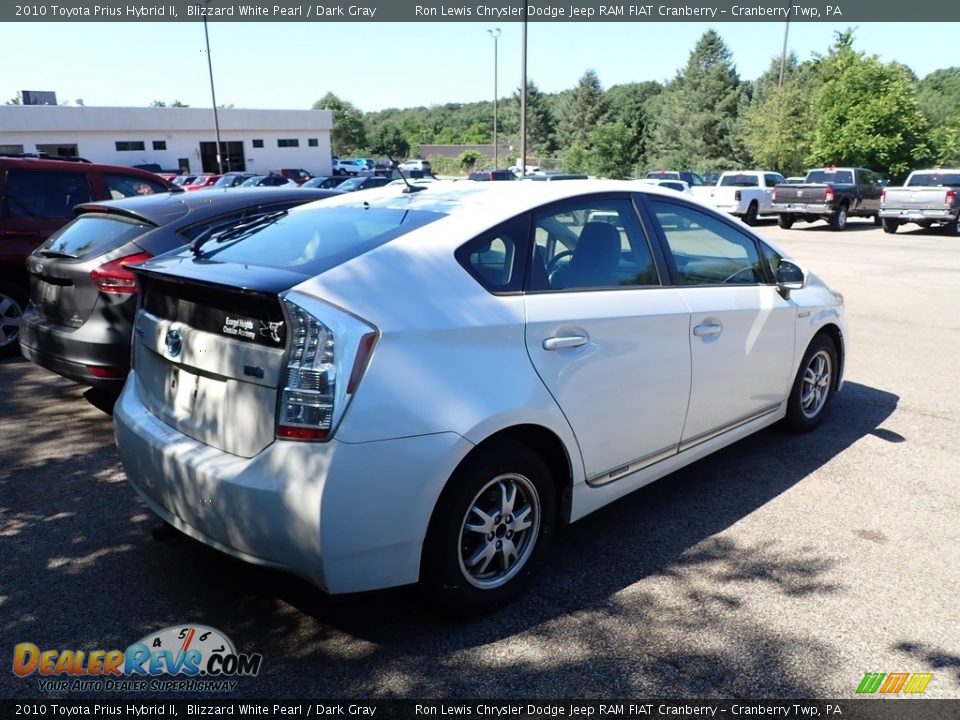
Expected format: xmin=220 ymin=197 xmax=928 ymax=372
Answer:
xmin=90 ymin=252 xmax=152 ymax=294
xmin=771 ymin=188 xmax=777 ymax=201
xmin=881 ymin=189 xmax=887 ymax=204
xmin=276 ymin=296 xmax=377 ymax=442
xmin=734 ymin=190 xmax=741 ymax=202
xmin=825 ymin=187 xmax=835 ymax=203
xmin=946 ymin=189 xmax=956 ymax=205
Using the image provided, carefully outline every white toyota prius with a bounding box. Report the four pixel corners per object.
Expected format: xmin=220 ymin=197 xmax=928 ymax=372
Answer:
xmin=114 ymin=180 xmax=847 ymax=613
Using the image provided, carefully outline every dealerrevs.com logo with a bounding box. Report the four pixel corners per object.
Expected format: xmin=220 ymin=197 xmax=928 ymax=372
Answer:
xmin=13 ymin=625 xmax=263 ymax=693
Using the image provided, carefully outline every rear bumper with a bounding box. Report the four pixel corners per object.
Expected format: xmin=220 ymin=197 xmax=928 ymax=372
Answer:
xmin=114 ymin=372 xmax=474 ymax=594
xmin=879 ymin=208 xmax=955 ymax=222
xmin=773 ymin=204 xmax=833 ymax=215
xmin=19 ymin=304 xmax=129 ymax=388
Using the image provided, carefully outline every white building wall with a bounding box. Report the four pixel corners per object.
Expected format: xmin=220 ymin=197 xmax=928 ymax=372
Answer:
xmin=0 ymin=106 xmax=334 ymax=176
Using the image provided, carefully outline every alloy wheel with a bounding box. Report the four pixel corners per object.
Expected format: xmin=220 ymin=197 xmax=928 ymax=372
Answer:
xmin=801 ymin=350 xmax=833 ymax=419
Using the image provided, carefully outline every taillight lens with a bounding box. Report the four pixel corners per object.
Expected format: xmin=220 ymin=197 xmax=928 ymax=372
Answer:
xmin=771 ymin=188 xmax=777 ymax=201
xmin=90 ymin=252 xmax=152 ymax=294
xmin=276 ymin=296 xmax=377 ymax=442
xmin=881 ymin=189 xmax=887 ymax=204
xmin=734 ymin=190 xmax=741 ymax=202
xmin=946 ymin=189 xmax=956 ymax=205
xmin=825 ymin=187 xmax=835 ymax=203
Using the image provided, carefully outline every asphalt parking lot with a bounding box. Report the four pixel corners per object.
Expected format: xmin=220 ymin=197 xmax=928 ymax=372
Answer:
xmin=1 ymin=217 xmax=957 ymax=700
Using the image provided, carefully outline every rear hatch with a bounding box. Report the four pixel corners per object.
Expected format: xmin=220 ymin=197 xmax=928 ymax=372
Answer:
xmin=27 ymin=213 xmax=156 ymax=328
xmin=882 ymin=186 xmax=952 ymax=210
xmin=134 ymin=266 xmax=296 ymax=458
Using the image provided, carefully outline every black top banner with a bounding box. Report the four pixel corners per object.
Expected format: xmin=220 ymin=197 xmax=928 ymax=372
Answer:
xmin=3 ymin=0 xmax=960 ymax=22
xmin=2 ymin=699 xmax=959 ymax=719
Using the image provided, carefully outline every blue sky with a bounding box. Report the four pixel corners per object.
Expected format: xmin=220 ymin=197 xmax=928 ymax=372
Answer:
xmin=1 ymin=22 xmax=955 ymax=112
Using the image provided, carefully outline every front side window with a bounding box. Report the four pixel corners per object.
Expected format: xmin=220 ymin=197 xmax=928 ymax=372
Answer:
xmin=529 ymin=197 xmax=659 ymax=292
xmin=650 ymin=200 xmax=766 ymax=286
xmin=105 ymin=174 xmax=168 ymax=199
xmin=4 ymin=169 xmax=91 ymax=218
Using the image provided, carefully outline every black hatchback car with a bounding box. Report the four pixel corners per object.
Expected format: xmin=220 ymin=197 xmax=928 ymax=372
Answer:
xmin=19 ymin=187 xmax=341 ymax=390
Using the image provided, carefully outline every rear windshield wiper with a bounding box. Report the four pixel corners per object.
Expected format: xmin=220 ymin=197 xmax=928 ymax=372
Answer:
xmin=37 ymin=249 xmax=79 ymax=259
xmin=190 ymin=209 xmax=288 ymax=258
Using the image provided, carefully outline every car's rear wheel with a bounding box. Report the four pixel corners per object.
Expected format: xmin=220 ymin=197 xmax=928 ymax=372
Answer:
xmin=784 ymin=333 xmax=838 ymax=432
xmin=743 ymin=201 xmax=759 ymax=226
xmin=422 ymin=442 xmax=556 ymax=614
xmin=882 ymin=218 xmax=900 ymax=234
xmin=829 ymin=204 xmax=849 ymax=231
xmin=0 ymin=281 xmax=26 ymax=359
xmin=778 ymin=213 xmax=794 ymax=229
xmin=949 ymin=213 xmax=960 ymax=237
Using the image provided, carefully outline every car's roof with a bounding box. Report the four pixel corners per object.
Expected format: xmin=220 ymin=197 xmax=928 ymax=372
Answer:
xmin=307 ymin=178 xmax=699 ymax=225
xmin=74 ymin=187 xmax=339 ymax=226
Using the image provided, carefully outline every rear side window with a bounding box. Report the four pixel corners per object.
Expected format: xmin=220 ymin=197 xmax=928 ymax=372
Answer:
xmin=195 ymin=206 xmax=445 ymax=275
xmin=39 ymin=214 xmax=152 ymax=260
xmin=456 ymin=215 xmax=529 ymax=294
xmin=4 ymin=169 xmax=92 ymax=218
xmin=105 ymin=174 xmax=169 ymax=198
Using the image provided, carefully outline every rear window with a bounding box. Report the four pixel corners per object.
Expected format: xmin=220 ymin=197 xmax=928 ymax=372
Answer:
xmin=39 ymin=214 xmax=152 ymax=260
xmin=805 ymin=170 xmax=853 ymax=184
xmin=907 ymin=172 xmax=960 ymax=187
xmin=194 ymin=206 xmax=445 ymax=275
xmin=719 ymin=174 xmax=759 ymax=187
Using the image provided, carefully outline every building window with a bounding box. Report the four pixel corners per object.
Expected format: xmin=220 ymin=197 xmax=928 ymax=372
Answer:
xmin=308 ymin=138 xmax=318 ymax=147
xmin=115 ymin=141 xmax=146 ymax=152
xmin=0 ymin=144 xmax=25 ymax=154
xmin=277 ymin=139 xmax=299 ymax=148
xmin=252 ymin=139 xmax=264 ymax=148
xmin=153 ymin=140 xmax=167 ymax=150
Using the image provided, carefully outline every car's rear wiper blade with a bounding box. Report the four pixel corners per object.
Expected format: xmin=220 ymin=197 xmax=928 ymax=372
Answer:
xmin=37 ymin=249 xmax=79 ymax=259
xmin=190 ymin=209 xmax=288 ymax=258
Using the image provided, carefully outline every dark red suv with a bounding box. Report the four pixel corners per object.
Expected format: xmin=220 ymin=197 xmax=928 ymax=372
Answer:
xmin=0 ymin=158 xmax=178 ymax=357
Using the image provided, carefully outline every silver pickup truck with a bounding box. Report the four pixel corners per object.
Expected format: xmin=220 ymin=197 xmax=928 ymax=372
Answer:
xmin=879 ymin=169 xmax=960 ymax=235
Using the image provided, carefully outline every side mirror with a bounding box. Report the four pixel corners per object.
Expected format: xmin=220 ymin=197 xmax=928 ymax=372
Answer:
xmin=777 ymin=260 xmax=806 ymax=298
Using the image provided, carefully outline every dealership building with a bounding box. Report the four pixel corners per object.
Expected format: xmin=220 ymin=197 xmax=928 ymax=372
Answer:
xmin=0 ymin=105 xmax=334 ymax=176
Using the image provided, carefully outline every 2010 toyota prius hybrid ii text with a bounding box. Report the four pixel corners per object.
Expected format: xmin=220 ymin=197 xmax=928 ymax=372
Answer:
xmin=114 ymin=180 xmax=847 ymax=613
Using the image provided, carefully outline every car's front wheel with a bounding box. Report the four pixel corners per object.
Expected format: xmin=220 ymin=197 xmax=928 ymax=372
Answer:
xmin=0 ymin=281 xmax=26 ymax=359
xmin=784 ymin=333 xmax=838 ymax=432
xmin=422 ymin=442 xmax=556 ymax=614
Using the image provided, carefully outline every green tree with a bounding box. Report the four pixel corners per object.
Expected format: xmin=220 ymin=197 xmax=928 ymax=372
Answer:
xmin=171 ymin=100 xmax=189 ymax=107
xmin=510 ymin=80 xmax=558 ymax=156
xmin=917 ymin=68 xmax=960 ymax=165
xmin=807 ymin=31 xmax=931 ymax=177
xmin=556 ymin=70 xmax=609 ymax=152
xmin=313 ymin=92 xmax=367 ymax=155
xmin=368 ymin=123 xmax=409 ymax=160
xmin=588 ymin=121 xmax=635 ymax=178
xmin=646 ymin=30 xmax=745 ymax=171
xmin=458 ymin=150 xmax=482 ymax=171
xmin=739 ymin=81 xmax=812 ymax=175
xmin=605 ymin=81 xmax=662 ymax=170
xmin=150 ymin=100 xmax=166 ymax=107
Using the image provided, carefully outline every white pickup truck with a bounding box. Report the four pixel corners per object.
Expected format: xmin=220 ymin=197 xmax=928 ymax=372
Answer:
xmin=707 ymin=170 xmax=787 ymax=225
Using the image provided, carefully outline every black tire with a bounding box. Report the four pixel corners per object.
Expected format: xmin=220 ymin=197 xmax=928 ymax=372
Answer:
xmin=784 ymin=333 xmax=838 ymax=433
xmin=0 ymin=280 xmax=27 ymax=359
xmin=421 ymin=442 xmax=557 ymax=615
xmin=882 ymin=218 xmax=900 ymax=234
xmin=949 ymin=213 xmax=960 ymax=237
xmin=828 ymin=204 xmax=849 ymax=231
xmin=777 ymin=213 xmax=794 ymax=229
xmin=873 ymin=214 xmax=882 ymax=226
xmin=743 ymin=201 xmax=759 ymax=226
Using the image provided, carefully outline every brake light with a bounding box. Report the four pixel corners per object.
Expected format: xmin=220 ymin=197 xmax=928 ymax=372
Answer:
xmin=946 ymin=189 xmax=956 ymax=205
xmin=734 ymin=190 xmax=741 ymax=202
xmin=881 ymin=189 xmax=887 ymax=204
xmin=771 ymin=188 xmax=777 ymax=201
xmin=87 ymin=365 xmax=125 ymax=379
xmin=90 ymin=252 xmax=152 ymax=294
xmin=276 ymin=296 xmax=377 ymax=442
xmin=824 ymin=187 xmax=835 ymax=203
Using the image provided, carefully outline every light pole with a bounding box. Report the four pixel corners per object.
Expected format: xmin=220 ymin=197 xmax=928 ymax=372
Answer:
xmin=487 ymin=28 xmax=501 ymax=170
xmin=778 ymin=11 xmax=792 ymax=87
xmin=520 ymin=17 xmax=527 ymax=177
xmin=203 ymin=0 xmax=224 ymax=174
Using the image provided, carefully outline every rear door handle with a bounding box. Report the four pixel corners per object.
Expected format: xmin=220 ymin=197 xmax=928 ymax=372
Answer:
xmin=543 ymin=335 xmax=588 ymax=351
xmin=693 ymin=322 xmax=722 ymax=337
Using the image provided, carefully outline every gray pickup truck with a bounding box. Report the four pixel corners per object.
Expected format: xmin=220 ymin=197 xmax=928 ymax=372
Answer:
xmin=771 ymin=167 xmax=884 ymax=231
xmin=878 ymin=169 xmax=960 ymax=235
